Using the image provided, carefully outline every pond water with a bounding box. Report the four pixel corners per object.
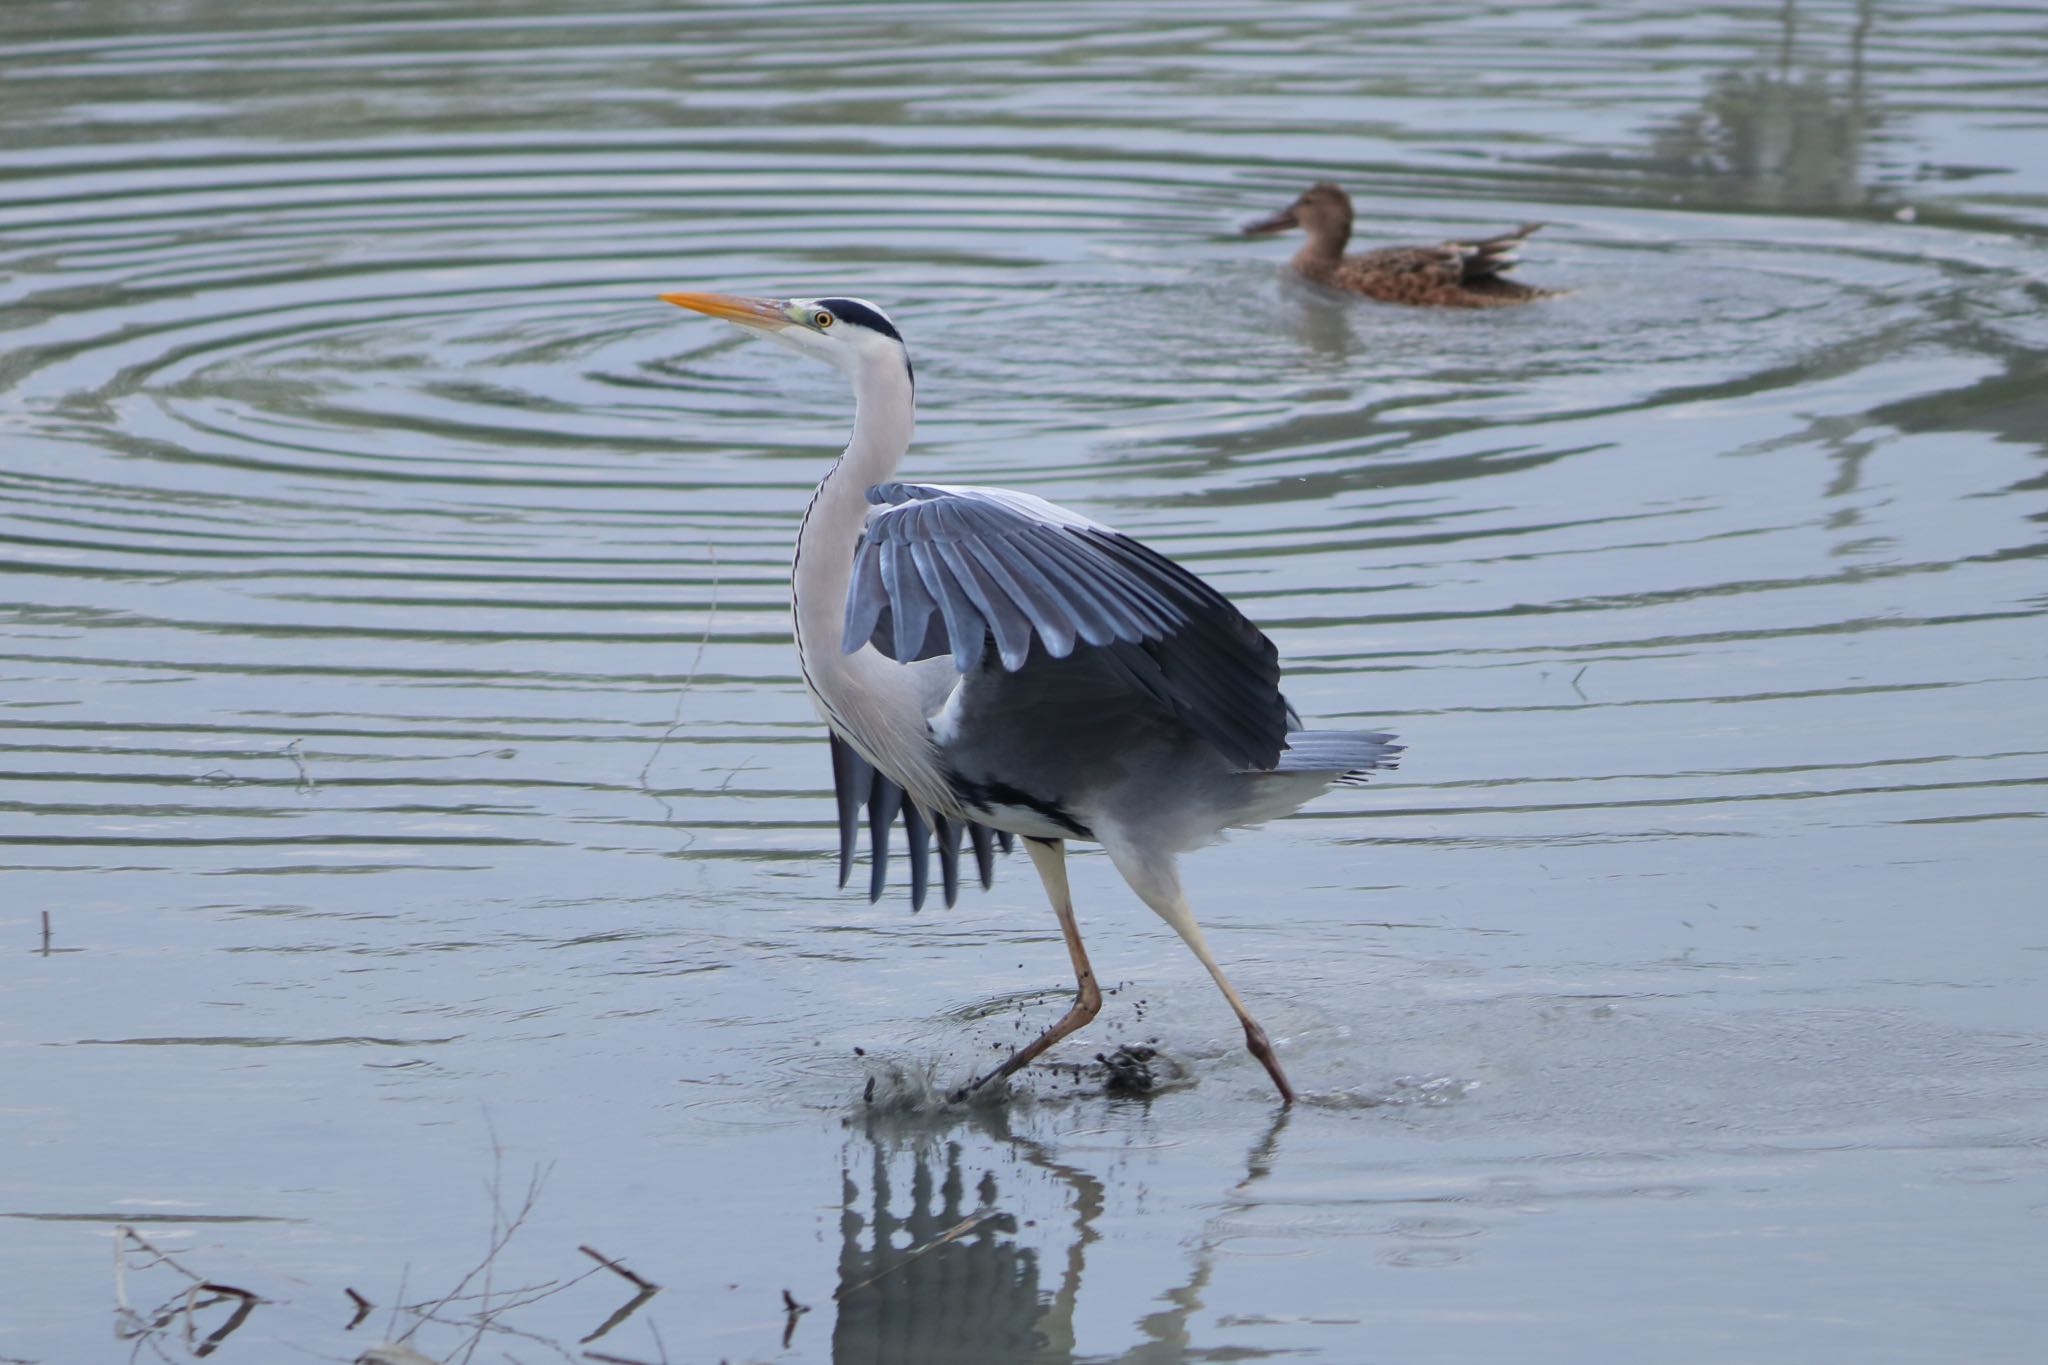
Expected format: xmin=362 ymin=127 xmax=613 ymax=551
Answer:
xmin=3 ymin=1 xmax=2045 ymax=1361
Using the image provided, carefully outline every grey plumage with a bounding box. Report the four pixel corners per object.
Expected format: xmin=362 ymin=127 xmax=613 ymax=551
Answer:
xmin=846 ymin=482 xmax=1290 ymax=769
xmin=660 ymin=287 xmax=1405 ymax=1104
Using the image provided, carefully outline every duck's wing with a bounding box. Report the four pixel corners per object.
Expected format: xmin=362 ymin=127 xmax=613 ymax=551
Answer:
xmin=844 ymin=481 xmax=1289 ymax=771
xmin=1444 ymin=222 xmax=1542 ymax=283
xmin=1337 ymin=226 xmax=1549 ymax=303
xmin=1334 ymin=243 xmax=1468 ymax=294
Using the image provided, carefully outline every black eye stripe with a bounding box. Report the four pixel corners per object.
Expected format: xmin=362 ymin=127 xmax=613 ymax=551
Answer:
xmin=812 ymin=297 xmax=903 ymax=343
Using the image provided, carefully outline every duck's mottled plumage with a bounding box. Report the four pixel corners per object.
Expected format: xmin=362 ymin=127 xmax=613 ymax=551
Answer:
xmin=1244 ymin=181 xmax=1557 ymax=308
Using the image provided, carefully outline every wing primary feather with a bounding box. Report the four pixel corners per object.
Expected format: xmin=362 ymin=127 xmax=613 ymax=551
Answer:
xmin=1098 ymin=640 xmax=1176 ymax=714
xmin=885 ymin=538 xmax=943 ymax=662
xmin=934 ymin=812 xmax=964 ymax=908
xmin=904 ymin=803 xmax=931 ymax=913
xmin=971 ymin=536 xmax=1082 ymax=659
xmin=866 ymin=778 xmax=902 ymax=904
xmin=842 ymin=539 xmax=888 ymax=656
xmin=909 ymin=539 xmax=985 ymax=672
xmin=936 ymin=540 xmax=1035 ymax=670
xmin=1059 ymin=532 xmax=1185 ymax=633
xmin=829 ymin=735 xmax=869 ymax=890
xmin=956 ymin=541 xmax=1070 ymax=666
xmin=1015 ymin=528 xmax=1138 ymax=644
xmin=823 ymin=727 xmax=1003 ymax=910
xmin=969 ymin=821 xmax=996 ymax=890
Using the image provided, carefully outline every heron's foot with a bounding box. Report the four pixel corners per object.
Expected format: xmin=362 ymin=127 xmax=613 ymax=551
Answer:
xmin=949 ymin=979 xmax=1103 ymax=1104
xmin=1243 ymin=1019 xmax=1295 ymax=1107
xmin=1095 ymin=1044 xmax=1158 ymax=1096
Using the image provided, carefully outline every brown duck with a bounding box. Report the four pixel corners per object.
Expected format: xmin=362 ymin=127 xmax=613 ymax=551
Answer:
xmin=1243 ymin=182 xmax=1556 ymax=308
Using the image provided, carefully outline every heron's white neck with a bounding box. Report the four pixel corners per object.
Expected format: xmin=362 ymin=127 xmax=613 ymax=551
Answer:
xmin=790 ymin=353 xmax=950 ymax=808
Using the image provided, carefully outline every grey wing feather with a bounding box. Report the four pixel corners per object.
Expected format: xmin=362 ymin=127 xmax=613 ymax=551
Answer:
xmin=844 ymin=483 xmax=1290 ymax=769
xmin=1276 ymin=729 xmax=1404 ymax=782
xmin=828 ymin=732 xmax=1007 ymax=911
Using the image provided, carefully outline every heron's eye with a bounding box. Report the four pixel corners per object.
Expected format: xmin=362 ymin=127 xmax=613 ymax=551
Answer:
xmin=814 ymin=311 xmax=833 ymax=328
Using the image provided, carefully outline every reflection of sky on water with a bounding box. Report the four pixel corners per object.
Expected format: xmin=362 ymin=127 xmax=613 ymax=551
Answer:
xmin=1 ymin=1 xmax=2046 ymax=1361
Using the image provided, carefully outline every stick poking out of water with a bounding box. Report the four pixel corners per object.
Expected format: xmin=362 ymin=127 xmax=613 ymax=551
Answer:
xmin=833 ymin=1209 xmax=998 ymax=1299
xmin=578 ymin=1244 xmax=659 ymax=1293
xmin=282 ymin=738 xmax=317 ymax=792
xmin=638 ymin=547 xmax=720 ymax=819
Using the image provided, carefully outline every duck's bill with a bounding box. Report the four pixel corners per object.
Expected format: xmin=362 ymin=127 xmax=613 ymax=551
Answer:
xmin=1240 ymin=207 xmax=1299 ymax=235
xmin=658 ymin=291 xmax=793 ymax=329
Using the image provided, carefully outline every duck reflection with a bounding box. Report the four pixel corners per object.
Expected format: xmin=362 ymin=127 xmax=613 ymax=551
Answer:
xmin=832 ymin=1106 xmax=1286 ymax=1364
xmin=1648 ymin=0 xmax=1881 ymax=210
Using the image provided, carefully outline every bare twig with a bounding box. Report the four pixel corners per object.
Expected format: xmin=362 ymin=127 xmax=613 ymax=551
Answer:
xmin=576 ymin=1284 xmax=657 ymax=1347
xmin=281 ymin=738 xmax=316 ymax=792
xmin=577 ymin=1246 xmax=658 ymax=1294
xmin=435 ymin=1137 xmax=552 ymax=1365
xmin=40 ymin=909 xmax=51 ymax=956
xmin=115 ymin=1225 xmax=224 ymax=1293
xmin=344 ymin=1286 xmax=374 ymax=1330
xmin=638 ymin=547 xmax=720 ymax=825
xmin=191 ymin=1284 xmax=257 ymax=1358
xmin=372 ymin=1134 xmax=652 ymax=1362
xmin=714 ymin=756 xmax=764 ymax=792
xmin=111 ymin=1227 xmax=263 ymax=1358
xmin=833 ymin=1209 xmax=997 ymax=1299
xmin=780 ymin=1288 xmax=811 ymax=1349
xmin=583 ymin=1316 xmax=670 ymax=1365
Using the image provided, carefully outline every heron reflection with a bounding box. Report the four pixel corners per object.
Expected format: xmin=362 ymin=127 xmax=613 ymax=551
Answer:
xmin=832 ymin=1106 xmax=1287 ymax=1364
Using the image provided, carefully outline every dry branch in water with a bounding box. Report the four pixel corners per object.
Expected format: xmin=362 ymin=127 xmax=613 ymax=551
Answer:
xmin=638 ymin=546 xmax=720 ymax=823
xmin=355 ymin=1145 xmax=663 ymax=1361
xmin=112 ymin=1225 xmax=264 ymax=1360
xmin=107 ymin=1148 xmax=667 ymax=1363
xmin=281 ymin=737 xmax=316 ymax=792
xmin=833 ymin=1208 xmax=998 ymax=1299
xmin=578 ymin=1244 xmax=659 ymax=1294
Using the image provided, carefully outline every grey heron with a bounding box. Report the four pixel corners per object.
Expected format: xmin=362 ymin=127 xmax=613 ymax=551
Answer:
xmin=660 ymin=290 xmax=1400 ymax=1105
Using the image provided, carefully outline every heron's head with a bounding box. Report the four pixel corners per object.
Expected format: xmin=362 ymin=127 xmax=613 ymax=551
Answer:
xmin=659 ymin=291 xmax=911 ymax=386
xmin=1242 ymin=181 xmax=1353 ymax=240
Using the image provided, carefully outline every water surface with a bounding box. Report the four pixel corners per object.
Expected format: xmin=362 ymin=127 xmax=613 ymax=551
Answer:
xmin=3 ymin=2 xmax=2046 ymax=1361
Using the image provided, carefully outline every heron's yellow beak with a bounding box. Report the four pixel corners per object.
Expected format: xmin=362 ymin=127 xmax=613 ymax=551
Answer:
xmin=659 ymin=291 xmax=794 ymax=330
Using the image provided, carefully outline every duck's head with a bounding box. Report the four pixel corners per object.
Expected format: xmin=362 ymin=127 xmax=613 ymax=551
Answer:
xmin=1242 ymin=182 xmax=1354 ymax=242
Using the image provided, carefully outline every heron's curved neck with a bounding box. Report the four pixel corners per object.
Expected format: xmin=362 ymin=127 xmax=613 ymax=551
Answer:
xmin=792 ymin=353 xmax=917 ymax=732
xmin=828 ymin=357 xmax=916 ymax=498
xmin=797 ymin=354 xmax=914 ymax=589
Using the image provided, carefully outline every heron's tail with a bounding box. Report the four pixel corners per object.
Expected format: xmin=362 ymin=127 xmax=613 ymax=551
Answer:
xmin=1273 ymin=729 xmax=1402 ymax=783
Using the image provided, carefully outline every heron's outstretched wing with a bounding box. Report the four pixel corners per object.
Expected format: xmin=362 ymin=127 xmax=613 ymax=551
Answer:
xmin=829 ymin=732 xmax=1011 ymax=912
xmin=843 ymin=482 xmax=1290 ymax=769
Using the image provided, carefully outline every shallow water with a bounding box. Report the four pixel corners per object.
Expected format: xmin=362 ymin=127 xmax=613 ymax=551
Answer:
xmin=3 ymin=1 xmax=2046 ymax=1360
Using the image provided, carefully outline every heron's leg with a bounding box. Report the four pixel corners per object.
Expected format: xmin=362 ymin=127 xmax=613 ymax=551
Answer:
xmin=951 ymin=837 xmax=1101 ymax=1102
xmin=1105 ymin=844 xmax=1295 ymax=1106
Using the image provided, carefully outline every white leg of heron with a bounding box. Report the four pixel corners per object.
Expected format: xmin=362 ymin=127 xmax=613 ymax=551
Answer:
xmin=1104 ymin=841 xmax=1296 ymax=1106
xmin=952 ymin=837 xmax=1102 ymax=1102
